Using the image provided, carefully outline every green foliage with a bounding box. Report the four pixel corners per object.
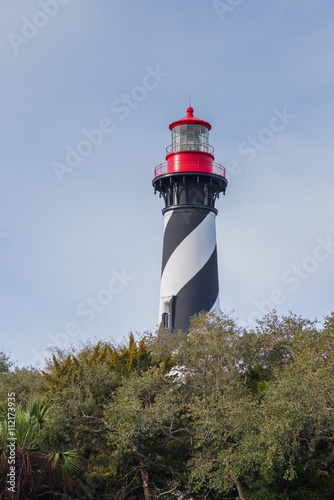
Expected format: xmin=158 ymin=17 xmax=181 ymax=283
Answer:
xmin=0 ymin=351 xmax=14 ymax=376
xmin=41 ymin=334 xmax=172 ymax=399
xmin=48 ymin=450 xmax=81 ymax=485
xmin=0 ymin=398 xmax=81 ymax=499
xmin=0 ymin=366 xmax=46 ymax=407
xmin=239 ymin=311 xmax=334 ymax=499
xmin=1 ymin=312 xmax=334 ymax=499
xmin=130 ymin=311 xmax=334 ymax=499
xmin=39 ymin=334 xmax=174 ymax=498
xmin=248 ymin=459 xmax=334 ymax=500
xmin=105 ymin=364 xmax=190 ymax=497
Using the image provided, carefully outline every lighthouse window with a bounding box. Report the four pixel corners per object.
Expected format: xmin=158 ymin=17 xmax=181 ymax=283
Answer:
xmin=173 ymin=126 xmax=181 ymax=149
xmin=172 ymin=124 xmax=209 ymax=152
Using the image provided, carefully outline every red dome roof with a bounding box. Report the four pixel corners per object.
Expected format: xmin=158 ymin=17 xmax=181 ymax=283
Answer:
xmin=169 ymin=107 xmax=211 ymax=131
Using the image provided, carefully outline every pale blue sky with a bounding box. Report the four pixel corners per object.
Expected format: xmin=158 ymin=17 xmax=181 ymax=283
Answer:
xmin=1 ymin=0 xmax=334 ymax=366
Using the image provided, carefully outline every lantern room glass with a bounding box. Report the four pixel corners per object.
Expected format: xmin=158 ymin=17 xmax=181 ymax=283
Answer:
xmin=171 ymin=124 xmax=209 ymax=152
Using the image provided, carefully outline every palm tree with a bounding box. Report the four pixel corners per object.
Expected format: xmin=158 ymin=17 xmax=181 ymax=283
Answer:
xmin=0 ymin=399 xmax=81 ymax=499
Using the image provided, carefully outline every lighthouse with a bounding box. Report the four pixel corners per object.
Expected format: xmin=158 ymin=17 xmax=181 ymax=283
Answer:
xmin=152 ymin=106 xmax=228 ymax=332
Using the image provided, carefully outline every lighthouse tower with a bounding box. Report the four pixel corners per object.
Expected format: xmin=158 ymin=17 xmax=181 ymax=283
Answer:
xmin=153 ymin=106 xmax=228 ymax=332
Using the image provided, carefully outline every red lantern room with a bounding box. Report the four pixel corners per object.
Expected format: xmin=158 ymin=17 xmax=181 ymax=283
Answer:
xmin=154 ymin=107 xmax=226 ymax=178
xmin=167 ymin=106 xmax=213 ymax=174
xmin=153 ymin=107 xmax=227 ymax=213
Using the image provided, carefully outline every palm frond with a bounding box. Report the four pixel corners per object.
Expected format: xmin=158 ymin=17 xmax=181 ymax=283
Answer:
xmin=48 ymin=450 xmax=82 ymax=481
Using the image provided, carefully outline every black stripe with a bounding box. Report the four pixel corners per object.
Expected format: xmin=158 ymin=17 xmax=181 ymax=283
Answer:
xmin=173 ymin=246 xmax=219 ymax=333
xmin=161 ymin=209 xmax=209 ymax=276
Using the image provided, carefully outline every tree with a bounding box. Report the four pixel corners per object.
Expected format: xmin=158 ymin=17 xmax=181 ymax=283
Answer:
xmin=0 ymin=351 xmax=14 ymax=376
xmin=246 ymin=312 xmax=334 ymax=498
xmin=163 ymin=312 xmax=258 ymax=499
xmin=2 ymin=311 xmax=334 ymax=499
xmin=105 ymin=312 xmax=256 ymax=499
xmin=0 ymin=366 xmax=46 ymax=407
xmin=107 ymin=311 xmax=334 ymax=499
xmin=41 ymin=335 xmax=173 ymax=498
xmin=105 ymin=364 xmax=192 ymax=499
xmin=0 ymin=399 xmax=81 ymax=499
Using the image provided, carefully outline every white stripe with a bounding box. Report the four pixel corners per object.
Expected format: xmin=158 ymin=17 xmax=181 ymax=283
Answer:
xmin=211 ymin=294 xmax=220 ymax=313
xmin=159 ymin=211 xmax=217 ymax=319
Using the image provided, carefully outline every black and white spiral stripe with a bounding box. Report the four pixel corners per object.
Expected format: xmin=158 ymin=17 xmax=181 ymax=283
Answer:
xmin=159 ymin=207 xmax=220 ymax=332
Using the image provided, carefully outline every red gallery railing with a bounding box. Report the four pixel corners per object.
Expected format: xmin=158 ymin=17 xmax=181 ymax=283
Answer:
xmin=154 ymin=161 xmax=226 ymax=178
